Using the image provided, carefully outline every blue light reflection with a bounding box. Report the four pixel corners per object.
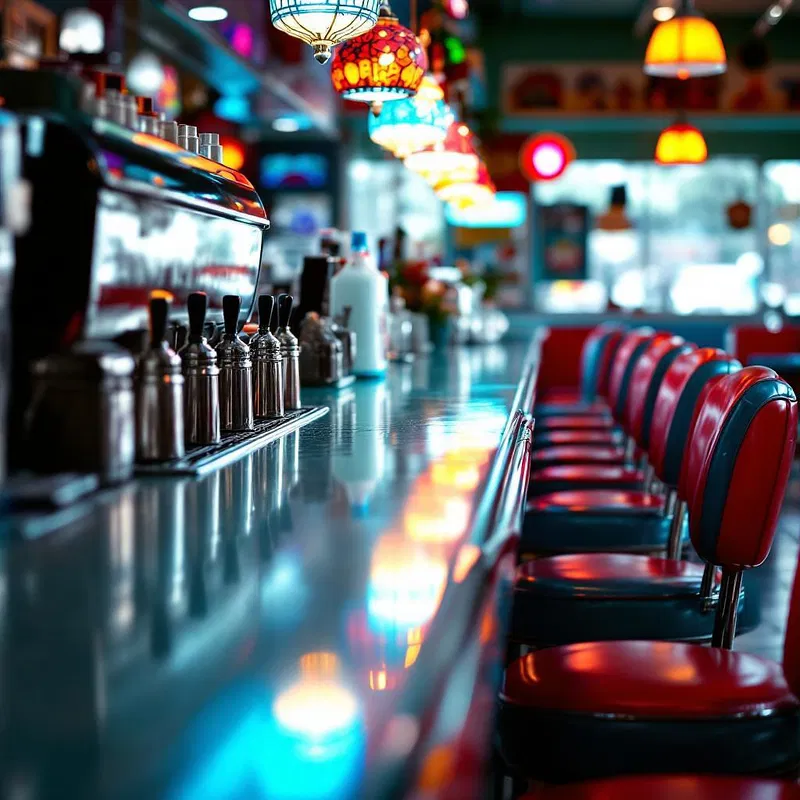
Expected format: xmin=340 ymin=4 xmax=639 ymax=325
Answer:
xmin=169 ymin=677 xmax=365 ymax=800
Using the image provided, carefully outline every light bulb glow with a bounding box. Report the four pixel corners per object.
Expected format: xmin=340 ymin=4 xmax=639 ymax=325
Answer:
xmin=188 ymin=5 xmax=229 ymax=21
xmin=768 ymin=223 xmax=792 ymax=247
xmin=653 ymin=5 xmax=676 ymax=22
xmin=59 ymin=8 xmax=105 ymax=54
xmin=126 ymin=51 xmax=165 ymax=96
xmin=273 ymin=116 xmax=301 ymax=132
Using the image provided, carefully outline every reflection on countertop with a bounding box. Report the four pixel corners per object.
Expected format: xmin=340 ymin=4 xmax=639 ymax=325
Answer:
xmin=0 ymin=343 xmax=523 ymax=800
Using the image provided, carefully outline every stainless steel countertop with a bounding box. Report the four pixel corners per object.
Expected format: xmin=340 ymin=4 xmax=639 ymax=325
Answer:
xmin=0 ymin=342 xmax=533 ymax=800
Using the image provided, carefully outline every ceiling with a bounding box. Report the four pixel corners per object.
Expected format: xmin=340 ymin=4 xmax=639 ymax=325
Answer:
xmin=471 ymin=0 xmax=795 ymax=16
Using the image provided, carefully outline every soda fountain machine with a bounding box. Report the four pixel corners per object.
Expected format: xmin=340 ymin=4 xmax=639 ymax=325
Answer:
xmin=0 ymin=64 xmax=327 ymax=510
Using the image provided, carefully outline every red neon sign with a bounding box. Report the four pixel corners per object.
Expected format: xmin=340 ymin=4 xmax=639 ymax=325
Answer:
xmin=519 ymin=132 xmax=575 ymax=182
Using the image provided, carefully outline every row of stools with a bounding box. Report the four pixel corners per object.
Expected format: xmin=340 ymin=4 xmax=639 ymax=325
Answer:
xmin=495 ymin=325 xmax=800 ymax=799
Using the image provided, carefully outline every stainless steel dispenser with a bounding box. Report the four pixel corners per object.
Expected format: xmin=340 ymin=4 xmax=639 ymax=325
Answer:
xmin=251 ymin=295 xmax=284 ymax=419
xmin=277 ymin=294 xmax=301 ymax=411
xmin=0 ymin=68 xmax=269 ymax=472
xmin=216 ymin=295 xmax=254 ymax=433
xmin=136 ymin=296 xmax=185 ymax=462
xmin=179 ymin=293 xmax=221 ymax=447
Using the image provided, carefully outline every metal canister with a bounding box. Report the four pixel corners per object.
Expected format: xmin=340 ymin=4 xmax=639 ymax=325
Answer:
xmin=136 ymin=296 xmax=185 ymax=462
xmin=216 ymin=294 xmax=254 ymax=432
xmin=277 ymin=294 xmax=301 ymax=411
xmin=179 ymin=292 xmax=221 ymax=446
xmin=251 ymin=295 xmax=284 ymax=419
xmin=332 ymin=306 xmax=357 ymax=376
xmin=27 ymin=341 xmax=136 ymax=484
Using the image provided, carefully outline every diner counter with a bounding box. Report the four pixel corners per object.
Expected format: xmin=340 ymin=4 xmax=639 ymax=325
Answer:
xmin=0 ymin=339 xmax=538 ymax=800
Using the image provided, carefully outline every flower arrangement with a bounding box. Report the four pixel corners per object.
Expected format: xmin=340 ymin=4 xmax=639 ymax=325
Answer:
xmin=391 ymin=259 xmax=451 ymax=325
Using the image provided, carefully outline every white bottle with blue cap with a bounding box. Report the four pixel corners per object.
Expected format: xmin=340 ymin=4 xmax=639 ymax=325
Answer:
xmin=330 ymin=231 xmax=388 ymax=378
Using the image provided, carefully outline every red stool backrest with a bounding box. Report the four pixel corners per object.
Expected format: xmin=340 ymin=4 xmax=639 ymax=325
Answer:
xmin=607 ymin=327 xmax=656 ymax=423
xmin=682 ymin=367 xmax=796 ymax=571
xmin=624 ymin=335 xmax=692 ymax=448
xmin=650 ymin=349 xmax=741 ymax=488
xmin=579 ymin=325 xmax=625 ymax=403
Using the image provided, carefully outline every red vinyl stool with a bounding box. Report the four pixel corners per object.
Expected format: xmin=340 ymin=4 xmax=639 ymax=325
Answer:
xmin=499 ymin=368 xmax=799 ymax=785
xmin=517 ymin=350 xmax=739 ymax=595
xmin=523 ymin=775 xmax=800 ymax=800
xmin=531 ymin=327 xmax=659 ymax=471
xmin=530 ymin=334 xmax=692 ymax=492
xmin=535 ymin=324 xmax=624 ymax=418
xmin=521 ymin=349 xmax=739 ymax=557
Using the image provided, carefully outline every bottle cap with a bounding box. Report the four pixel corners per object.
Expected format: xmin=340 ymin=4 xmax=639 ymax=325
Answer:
xmin=351 ymin=231 xmax=368 ymax=252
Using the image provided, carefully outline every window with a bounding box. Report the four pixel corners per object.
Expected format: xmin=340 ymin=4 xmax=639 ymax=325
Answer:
xmin=533 ymin=158 xmax=762 ymax=315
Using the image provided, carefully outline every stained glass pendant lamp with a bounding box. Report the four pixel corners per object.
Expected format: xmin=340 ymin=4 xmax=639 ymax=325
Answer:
xmin=269 ymin=0 xmax=382 ymax=64
xmin=655 ymin=119 xmax=708 ymax=165
xmin=330 ymin=0 xmax=427 ymax=112
xmin=368 ymin=76 xmax=453 ymax=157
xmin=435 ymin=163 xmax=495 ymax=210
xmin=644 ymin=0 xmax=726 ymax=79
xmin=404 ymin=121 xmax=479 ymax=185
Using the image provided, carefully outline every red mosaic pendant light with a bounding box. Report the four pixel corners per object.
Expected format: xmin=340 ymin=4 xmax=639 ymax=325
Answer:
xmin=330 ymin=0 xmax=427 ymax=114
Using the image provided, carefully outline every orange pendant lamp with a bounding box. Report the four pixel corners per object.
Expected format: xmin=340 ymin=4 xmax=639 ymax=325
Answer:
xmin=405 ymin=121 xmax=479 ymax=185
xmin=435 ymin=162 xmax=495 ymax=209
xmin=330 ymin=0 xmax=427 ymax=112
xmin=644 ymin=0 xmax=726 ymax=79
xmin=655 ymin=119 xmax=708 ymax=165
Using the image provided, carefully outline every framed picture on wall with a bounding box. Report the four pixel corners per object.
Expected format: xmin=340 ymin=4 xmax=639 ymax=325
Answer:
xmin=503 ymin=61 xmax=800 ymax=116
xmin=537 ymin=203 xmax=589 ymax=282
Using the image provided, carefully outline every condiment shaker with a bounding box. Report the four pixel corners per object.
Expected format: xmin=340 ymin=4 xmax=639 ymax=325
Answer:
xmin=277 ymin=294 xmax=301 ymax=411
xmin=216 ymin=294 xmax=254 ymax=432
xmin=299 ymin=312 xmax=344 ymax=386
xmin=251 ymin=294 xmax=284 ymax=419
xmin=179 ymin=292 xmax=221 ymax=446
xmin=136 ymin=295 xmax=185 ymax=462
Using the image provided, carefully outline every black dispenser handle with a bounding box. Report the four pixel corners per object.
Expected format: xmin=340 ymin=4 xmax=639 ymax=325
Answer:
xmin=258 ymin=295 xmax=275 ymax=333
xmin=148 ymin=295 xmax=170 ymax=348
xmin=222 ymin=295 xmax=241 ymax=337
xmin=187 ymin=292 xmax=208 ymax=342
xmin=277 ymin=294 xmax=294 ymax=330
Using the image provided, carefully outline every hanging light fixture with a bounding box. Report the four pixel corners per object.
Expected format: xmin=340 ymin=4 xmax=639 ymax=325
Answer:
xmin=655 ymin=119 xmax=708 ymax=165
xmin=435 ymin=163 xmax=495 ymax=210
xmin=330 ymin=0 xmax=427 ymax=112
xmin=269 ymin=0 xmax=382 ymax=65
xmin=644 ymin=0 xmax=726 ymax=79
xmin=404 ymin=121 xmax=479 ymax=185
xmin=368 ymin=76 xmax=453 ymax=157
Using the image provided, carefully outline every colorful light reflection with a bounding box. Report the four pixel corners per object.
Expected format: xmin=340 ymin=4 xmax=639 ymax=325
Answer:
xmin=367 ymin=536 xmax=448 ymax=630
